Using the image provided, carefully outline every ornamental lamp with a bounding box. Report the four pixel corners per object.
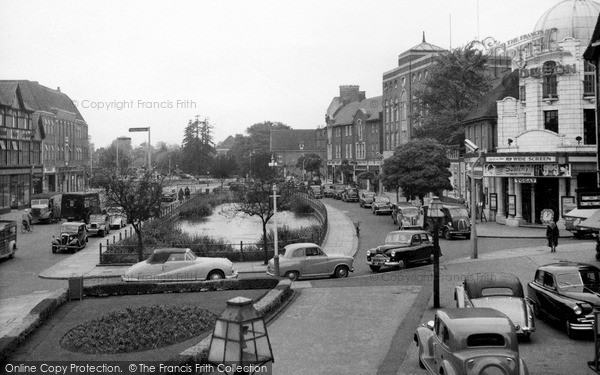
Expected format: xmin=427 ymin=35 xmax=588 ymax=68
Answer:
xmin=428 ymin=196 xmax=444 ymax=219
xmin=207 ymin=297 xmax=274 ymax=372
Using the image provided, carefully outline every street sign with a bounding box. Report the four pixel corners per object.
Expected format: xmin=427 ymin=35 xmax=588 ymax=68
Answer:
xmin=515 ymin=178 xmax=537 ymax=183
xmin=129 ymin=127 xmax=149 ymax=132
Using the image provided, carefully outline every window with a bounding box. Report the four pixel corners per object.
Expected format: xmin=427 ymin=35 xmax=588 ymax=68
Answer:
xmin=357 ymin=119 xmax=363 ymax=140
xmin=467 ymin=333 xmax=505 ymax=347
xmin=519 ymin=85 xmax=526 ymax=102
xmin=584 ymin=62 xmax=595 ymax=97
xmin=584 ymin=109 xmax=596 ymax=145
xmin=542 ymin=61 xmax=558 ymax=98
xmin=544 ymin=110 xmax=558 ymax=133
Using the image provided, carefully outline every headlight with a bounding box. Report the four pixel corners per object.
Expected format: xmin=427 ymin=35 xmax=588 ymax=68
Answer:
xmin=390 ymin=251 xmax=396 ymax=257
xmin=366 ymin=250 xmax=371 ymax=256
xmin=447 ymin=222 xmax=453 ymax=228
xmin=573 ymin=305 xmax=582 ymax=315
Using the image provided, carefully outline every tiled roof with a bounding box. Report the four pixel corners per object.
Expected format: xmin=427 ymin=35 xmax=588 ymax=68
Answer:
xmin=326 ymin=97 xmax=343 ymax=119
xmin=462 ymin=69 xmax=519 ymax=124
xmin=270 ymin=129 xmax=320 ymax=151
xmin=332 ymin=96 xmax=382 ymax=125
xmin=217 ymin=135 xmax=235 ymax=148
xmin=0 ymin=80 xmax=84 ymax=121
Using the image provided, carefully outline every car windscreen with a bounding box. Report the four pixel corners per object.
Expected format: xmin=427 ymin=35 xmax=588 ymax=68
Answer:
xmin=374 ymin=196 xmax=390 ymax=203
xmin=555 ymin=271 xmax=600 ymax=293
xmin=89 ymin=215 xmax=105 ymax=222
xmin=31 ymin=199 xmax=49 ymax=206
xmin=480 ymin=287 xmax=516 ymax=297
xmin=467 ymin=333 xmax=505 ymax=347
xmin=401 ymin=207 xmax=419 ymax=216
xmin=61 ymin=224 xmax=81 ymax=233
xmin=147 ymin=251 xmax=173 ymax=264
xmin=384 ymin=233 xmax=411 ymax=244
xmin=447 ymin=207 xmax=468 ymax=217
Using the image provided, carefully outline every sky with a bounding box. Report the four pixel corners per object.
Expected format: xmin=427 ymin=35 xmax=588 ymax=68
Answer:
xmin=0 ymin=0 xmax=559 ymax=149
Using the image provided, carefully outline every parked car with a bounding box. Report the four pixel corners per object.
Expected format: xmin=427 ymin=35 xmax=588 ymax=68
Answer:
xmin=392 ymin=203 xmax=423 ymax=230
xmin=322 ymin=183 xmax=336 ymax=197
xmin=51 ymin=222 xmax=88 ymax=254
xmin=0 ymin=220 xmax=17 ymax=260
xmin=108 ymin=211 xmax=127 ymax=229
xmin=359 ymin=191 xmax=376 ymax=208
xmin=266 ymin=242 xmax=354 ymax=281
xmin=341 ymin=187 xmax=359 ymax=202
xmin=423 ymin=204 xmax=471 ymax=240
xmin=371 ymin=195 xmax=392 ymax=215
xmin=564 ymin=205 xmax=598 ymax=238
xmin=414 ymin=308 xmax=529 ymax=375
xmin=455 ymin=272 xmax=535 ymax=339
xmin=366 ymin=230 xmax=437 ymax=272
xmin=333 ymin=184 xmax=346 ymax=200
xmin=122 ymin=248 xmax=238 ymax=282
xmin=527 ymin=261 xmax=600 ymax=338
xmin=309 ymin=185 xmax=323 ymax=199
xmin=86 ymin=213 xmax=111 ymax=237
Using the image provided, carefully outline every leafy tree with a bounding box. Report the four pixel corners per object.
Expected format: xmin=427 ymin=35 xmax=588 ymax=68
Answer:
xmin=412 ymin=45 xmax=491 ymax=145
xmin=335 ymin=159 xmax=354 ymax=184
xmin=102 ymin=171 xmax=164 ymax=261
xmin=296 ymin=154 xmax=323 ymax=180
xmin=235 ymin=179 xmax=296 ymax=264
xmin=382 ymin=139 xmax=452 ymax=203
xmin=211 ymin=154 xmax=237 ymax=187
xmin=357 ymin=170 xmax=377 ymax=191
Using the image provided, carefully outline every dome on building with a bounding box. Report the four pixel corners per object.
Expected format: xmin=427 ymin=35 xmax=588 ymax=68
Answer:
xmin=534 ymin=0 xmax=600 ymax=46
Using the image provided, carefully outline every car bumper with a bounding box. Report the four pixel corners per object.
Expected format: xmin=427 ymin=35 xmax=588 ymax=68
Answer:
xmin=568 ymin=314 xmax=595 ymax=331
xmin=87 ymin=228 xmax=102 ymax=235
xmin=367 ymin=258 xmax=397 ymax=267
xmin=374 ymin=208 xmax=392 ymax=214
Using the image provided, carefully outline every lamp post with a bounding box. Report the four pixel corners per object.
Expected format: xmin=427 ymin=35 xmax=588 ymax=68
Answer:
xmin=468 ymin=150 xmax=483 ymax=259
xmin=115 ymin=136 xmax=131 ymax=176
xmin=206 ymin=171 xmax=210 ymax=187
xmin=207 ymin=297 xmax=274 ymax=374
xmin=268 ymin=155 xmax=280 ymax=277
xmin=428 ymin=196 xmax=444 ymax=308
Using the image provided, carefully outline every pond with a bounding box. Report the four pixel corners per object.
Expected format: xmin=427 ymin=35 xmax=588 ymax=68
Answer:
xmin=177 ymin=203 xmax=320 ymax=244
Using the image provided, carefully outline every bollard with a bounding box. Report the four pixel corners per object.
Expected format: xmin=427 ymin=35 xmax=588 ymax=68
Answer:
xmin=68 ymin=274 xmax=84 ymax=300
xmin=99 ymin=243 xmax=103 ymax=263
xmin=119 ymin=232 xmax=122 ymax=241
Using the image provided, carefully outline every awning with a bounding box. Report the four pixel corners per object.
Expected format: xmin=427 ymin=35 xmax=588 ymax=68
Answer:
xmin=564 ymin=208 xmax=599 ymax=219
xmin=578 ymin=209 xmax=600 ymax=230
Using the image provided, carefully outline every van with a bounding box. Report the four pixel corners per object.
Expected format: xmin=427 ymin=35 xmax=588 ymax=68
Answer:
xmin=30 ymin=192 xmax=62 ymax=224
xmin=61 ymin=192 xmax=101 ymax=224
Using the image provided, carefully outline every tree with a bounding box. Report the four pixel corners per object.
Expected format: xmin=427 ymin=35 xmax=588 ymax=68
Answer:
xmin=211 ymin=154 xmax=237 ymax=187
xmin=335 ymin=159 xmax=354 ymax=184
xmin=181 ymin=118 xmax=216 ymax=175
xmin=412 ymin=45 xmax=491 ymax=145
xmin=235 ymin=178 xmax=295 ymax=265
xmin=102 ymin=171 xmax=164 ymax=261
xmin=357 ymin=170 xmax=377 ymax=191
xmin=296 ymin=154 xmax=323 ymax=180
xmin=381 ymin=139 xmax=452 ymax=203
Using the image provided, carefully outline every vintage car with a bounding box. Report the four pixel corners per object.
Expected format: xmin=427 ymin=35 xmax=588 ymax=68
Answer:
xmin=51 ymin=222 xmax=88 ymax=253
xmin=30 ymin=192 xmax=62 ymax=224
xmin=309 ymin=185 xmax=323 ymax=199
xmin=0 ymin=220 xmax=17 ymax=260
xmin=86 ymin=213 xmax=111 ymax=237
xmin=455 ymin=273 xmax=535 ymax=339
xmin=527 ymin=261 xmax=600 ymax=338
xmin=392 ymin=203 xmax=423 ymax=230
xmin=371 ymin=195 xmax=393 ymax=215
xmin=322 ymin=183 xmax=336 ymax=198
xmin=424 ymin=204 xmax=471 ymax=240
xmin=122 ymin=248 xmax=238 ymax=282
xmin=414 ymin=308 xmax=529 ymax=375
xmin=341 ymin=187 xmax=359 ymax=202
xmin=564 ymin=205 xmax=598 ymax=238
xmin=109 ymin=212 xmax=127 ymax=229
xmin=359 ymin=191 xmax=376 ymax=208
xmin=332 ymin=184 xmax=346 ymax=200
xmin=366 ymin=230 xmax=437 ymax=272
xmin=266 ymin=242 xmax=354 ymax=281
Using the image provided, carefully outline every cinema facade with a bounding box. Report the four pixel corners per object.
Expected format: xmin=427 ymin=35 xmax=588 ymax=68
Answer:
xmin=466 ymin=0 xmax=600 ymax=227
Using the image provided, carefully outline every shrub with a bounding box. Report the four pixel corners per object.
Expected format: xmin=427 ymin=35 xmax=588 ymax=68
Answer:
xmin=289 ymin=196 xmax=314 ymax=215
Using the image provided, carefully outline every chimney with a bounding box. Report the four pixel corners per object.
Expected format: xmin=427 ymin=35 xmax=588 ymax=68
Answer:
xmin=339 ymin=85 xmax=366 ymax=105
xmin=57 ymin=87 xmax=61 ymax=92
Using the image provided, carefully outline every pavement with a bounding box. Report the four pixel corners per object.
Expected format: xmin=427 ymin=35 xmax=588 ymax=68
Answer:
xmin=0 ymin=202 xmax=589 ymax=374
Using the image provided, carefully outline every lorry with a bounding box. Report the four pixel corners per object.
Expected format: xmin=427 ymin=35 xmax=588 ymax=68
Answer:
xmin=61 ymin=192 xmax=101 ymax=224
xmin=30 ymin=192 xmax=62 ymax=224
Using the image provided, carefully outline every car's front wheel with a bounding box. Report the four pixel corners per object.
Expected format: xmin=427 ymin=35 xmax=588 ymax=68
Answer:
xmin=334 ymin=265 xmax=349 ymax=278
xmin=285 ymin=271 xmax=299 ymax=281
xmin=397 ymin=259 xmax=407 ymax=269
xmin=52 ymin=246 xmax=57 ymax=254
xmin=99 ymin=230 xmax=105 ymax=238
xmin=207 ymin=270 xmax=225 ymax=280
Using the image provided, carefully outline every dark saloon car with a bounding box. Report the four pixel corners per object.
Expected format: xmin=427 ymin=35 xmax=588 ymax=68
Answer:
xmin=414 ymin=308 xmax=529 ymax=375
xmin=51 ymin=222 xmax=88 ymax=254
xmin=322 ymin=183 xmax=336 ymax=197
xmin=309 ymin=185 xmax=323 ymax=199
xmin=456 ymin=273 xmax=535 ymax=339
xmin=371 ymin=195 xmax=393 ymax=215
xmin=392 ymin=203 xmax=422 ymax=230
xmin=359 ymin=191 xmax=376 ymax=208
xmin=527 ymin=261 xmax=600 ymax=338
xmin=333 ymin=184 xmax=346 ymax=200
xmin=366 ymin=230 xmax=438 ymax=272
xmin=424 ymin=204 xmax=471 ymax=240
xmin=341 ymin=187 xmax=359 ymax=202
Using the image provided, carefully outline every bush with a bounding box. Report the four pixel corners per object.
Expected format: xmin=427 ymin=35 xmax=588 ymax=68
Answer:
xmin=289 ymin=196 xmax=314 ymax=215
xmin=178 ymin=194 xmax=231 ymax=220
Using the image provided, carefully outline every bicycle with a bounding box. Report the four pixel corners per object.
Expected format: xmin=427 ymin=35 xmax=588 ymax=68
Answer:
xmin=21 ymin=221 xmax=33 ymax=234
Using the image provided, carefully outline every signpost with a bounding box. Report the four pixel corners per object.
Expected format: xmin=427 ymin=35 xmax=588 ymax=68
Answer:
xmin=128 ymin=127 xmax=151 ymax=170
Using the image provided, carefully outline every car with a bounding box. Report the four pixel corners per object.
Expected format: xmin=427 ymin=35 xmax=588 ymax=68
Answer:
xmin=359 ymin=191 xmax=376 ymax=208
xmin=332 ymin=184 xmax=346 ymax=200
xmin=108 ymin=212 xmax=127 ymax=229
xmin=266 ymin=242 xmax=354 ymax=281
xmin=161 ymin=191 xmax=177 ymax=202
xmin=51 ymin=222 xmax=88 ymax=254
xmin=86 ymin=213 xmax=111 ymax=237
xmin=371 ymin=195 xmax=392 ymax=215
xmin=341 ymin=187 xmax=359 ymax=202
xmin=414 ymin=308 xmax=529 ymax=375
xmin=424 ymin=204 xmax=471 ymax=240
xmin=322 ymin=183 xmax=336 ymax=197
xmin=122 ymin=248 xmax=238 ymax=282
xmin=527 ymin=261 xmax=600 ymax=339
xmin=366 ymin=230 xmax=438 ymax=272
xmin=392 ymin=204 xmax=423 ymax=230
xmin=309 ymin=185 xmax=323 ymax=199
xmin=455 ymin=272 xmax=535 ymax=339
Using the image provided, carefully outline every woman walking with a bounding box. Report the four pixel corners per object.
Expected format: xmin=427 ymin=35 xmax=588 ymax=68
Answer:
xmin=546 ymin=221 xmax=559 ymax=252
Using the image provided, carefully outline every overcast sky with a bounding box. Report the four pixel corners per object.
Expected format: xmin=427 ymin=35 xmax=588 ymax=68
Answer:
xmin=1 ymin=0 xmax=558 ymax=148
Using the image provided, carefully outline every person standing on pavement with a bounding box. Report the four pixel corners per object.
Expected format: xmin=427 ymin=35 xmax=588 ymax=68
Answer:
xmin=546 ymin=221 xmax=559 ymax=252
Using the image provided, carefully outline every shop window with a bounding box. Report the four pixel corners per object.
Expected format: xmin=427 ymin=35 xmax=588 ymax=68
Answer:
xmin=542 ymin=61 xmax=558 ymax=99
xmin=544 ymin=110 xmax=558 ymax=133
xmin=584 ymin=109 xmax=596 ymax=145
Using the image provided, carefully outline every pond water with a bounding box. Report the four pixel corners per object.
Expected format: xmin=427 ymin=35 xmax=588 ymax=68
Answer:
xmin=177 ymin=203 xmax=320 ymax=244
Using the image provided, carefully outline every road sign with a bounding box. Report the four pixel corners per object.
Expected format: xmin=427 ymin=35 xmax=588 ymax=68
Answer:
xmin=129 ymin=127 xmax=149 ymax=132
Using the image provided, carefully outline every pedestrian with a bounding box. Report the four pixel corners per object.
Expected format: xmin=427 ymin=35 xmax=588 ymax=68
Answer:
xmin=184 ymin=186 xmax=190 ymax=199
xmin=546 ymin=221 xmax=559 ymax=252
xmin=178 ymin=188 xmax=184 ymax=202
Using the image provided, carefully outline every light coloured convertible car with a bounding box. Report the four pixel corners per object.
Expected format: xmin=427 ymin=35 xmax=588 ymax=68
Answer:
xmin=122 ymin=248 xmax=238 ymax=282
xmin=455 ymin=272 xmax=535 ymax=339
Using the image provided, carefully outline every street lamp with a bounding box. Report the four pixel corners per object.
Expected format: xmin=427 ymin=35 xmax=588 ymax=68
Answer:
xmin=428 ymin=196 xmax=444 ymax=308
xmin=464 ymin=139 xmax=483 ymax=259
xmin=115 ymin=136 xmax=131 ymax=176
xmin=206 ymin=171 xmax=210 ymax=187
xmin=207 ymin=297 xmax=274 ymax=374
xmin=268 ymin=155 xmax=280 ymax=277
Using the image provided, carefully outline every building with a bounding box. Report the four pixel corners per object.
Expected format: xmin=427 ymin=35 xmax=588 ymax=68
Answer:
xmin=270 ymin=128 xmax=326 ymax=180
xmin=472 ymin=0 xmax=600 ymax=227
xmin=216 ymin=135 xmax=235 ymax=156
xmin=0 ymin=82 xmax=41 ymax=213
xmin=0 ymin=80 xmax=90 ymax=212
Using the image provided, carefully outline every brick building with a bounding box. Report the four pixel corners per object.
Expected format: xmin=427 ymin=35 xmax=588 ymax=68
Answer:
xmin=270 ymin=128 xmax=326 ymax=180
